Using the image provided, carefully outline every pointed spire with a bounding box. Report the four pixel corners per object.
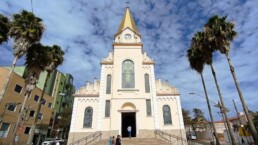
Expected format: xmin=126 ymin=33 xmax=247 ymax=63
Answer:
xmin=116 ymin=7 xmax=139 ymax=34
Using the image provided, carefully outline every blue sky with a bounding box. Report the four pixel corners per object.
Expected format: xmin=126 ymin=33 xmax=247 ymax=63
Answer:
xmin=0 ymin=0 xmax=257 ymax=120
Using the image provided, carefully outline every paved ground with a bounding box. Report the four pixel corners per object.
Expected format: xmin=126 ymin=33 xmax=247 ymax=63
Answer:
xmin=192 ymin=139 xmax=231 ymax=145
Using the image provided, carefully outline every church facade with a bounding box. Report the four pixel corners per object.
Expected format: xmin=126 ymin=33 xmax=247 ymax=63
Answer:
xmin=68 ymin=7 xmax=185 ymax=143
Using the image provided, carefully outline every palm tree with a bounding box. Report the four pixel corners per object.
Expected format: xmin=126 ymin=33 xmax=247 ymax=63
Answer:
xmin=12 ymin=43 xmax=49 ymax=144
xmin=195 ymin=31 xmax=237 ymax=145
xmin=187 ymin=33 xmax=220 ymax=145
xmin=205 ymin=15 xmax=258 ymax=143
xmin=27 ymin=45 xmax=64 ymax=144
xmin=0 ymin=10 xmax=45 ymax=103
xmin=0 ymin=14 xmax=10 ymax=44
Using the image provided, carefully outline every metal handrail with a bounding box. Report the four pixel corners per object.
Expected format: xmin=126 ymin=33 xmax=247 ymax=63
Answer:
xmin=69 ymin=131 xmax=102 ymax=145
xmin=154 ymin=130 xmax=193 ymax=145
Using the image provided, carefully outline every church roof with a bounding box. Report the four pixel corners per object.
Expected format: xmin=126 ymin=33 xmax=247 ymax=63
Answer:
xmin=115 ymin=7 xmax=139 ymax=36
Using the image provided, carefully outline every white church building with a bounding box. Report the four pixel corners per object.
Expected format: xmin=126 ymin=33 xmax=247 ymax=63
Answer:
xmin=68 ymin=7 xmax=185 ymax=143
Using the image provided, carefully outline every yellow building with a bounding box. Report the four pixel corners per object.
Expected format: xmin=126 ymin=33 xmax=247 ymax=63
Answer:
xmin=68 ymin=7 xmax=186 ymax=144
xmin=0 ymin=67 xmax=54 ymax=145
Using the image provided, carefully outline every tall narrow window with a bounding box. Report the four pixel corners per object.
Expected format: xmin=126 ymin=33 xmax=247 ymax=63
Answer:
xmin=146 ymin=99 xmax=152 ymax=116
xmin=122 ymin=60 xmax=135 ymax=88
xmin=163 ymin=105 xmax=172 ymax=125
xmin=145 ymin=74 xmax=150 ymax=93
xmin=105 ymin=100 xmax=110 ymax=117
xmin=106 ymin=75 xmax=111 ymax=94
xmin=84 ymin=107 xmax=93 ymax=128
xmin=0 ymin=123 xmax=10 ymax=138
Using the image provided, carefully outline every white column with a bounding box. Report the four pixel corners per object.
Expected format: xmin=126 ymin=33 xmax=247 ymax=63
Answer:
xmin=136 ymin=111 xmax=139 ymax=135
xmin=70 ymin=98 xmax=79 ymax=132
xmin=97 ymin=65 xmax=105 ymax=131
xmin=150 ymin=65 xmax=159 ymax=129
xmin=118 ymin=112 xmax=121 ymax=135
xmin=175 ymin=96 xmax=184 ymax=129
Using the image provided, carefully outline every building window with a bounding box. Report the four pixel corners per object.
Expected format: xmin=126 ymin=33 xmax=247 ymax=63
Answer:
xmin=105 ymin=100 xmax=110 ymax=117
xmin=146 ymin=99 xmax=152 ymax=116
xmin=145 ymin=74 xmax=150 ymax=93
xmin=122 ymin=60 xmax=135 ymax=88
xmin=106 ymin=75 xmax=112 ymax=94
xmin=24 ymin=127 xmax=31 ymax=134
xmin=34 ymin=95 xmax=39 ymax=102
xmin=0 ymin=123 xmax=10 ymax=138
xmin=29 ymin=110 xmax=35 ymax=117
xmin=84 ymin=107 xmax=93 ymax=128
xmin=38 ymin=113 xmax=43 ymax=120
xmin=14 ymin=84 xmax=22 ymax=93
xmin=41 ymin=99 xmax=46 ymax=105
xmin=7 ymin=103 xmax=16 ymax=112
xmin=48 ymin=102 xmax=52 ymax=108
xmin=163 ymin=105 xmax=172 ymax=125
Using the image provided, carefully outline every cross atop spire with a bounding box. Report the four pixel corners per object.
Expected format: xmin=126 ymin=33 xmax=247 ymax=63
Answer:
xmin=125 ymin=0 xmax=130 ymax=7
xmin=115 ymin=7 xmax=139 ymax=36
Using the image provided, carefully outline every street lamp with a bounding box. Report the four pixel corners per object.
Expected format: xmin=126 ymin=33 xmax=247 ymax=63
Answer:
xmin=189 ymin=92 xmax=220 ymax=145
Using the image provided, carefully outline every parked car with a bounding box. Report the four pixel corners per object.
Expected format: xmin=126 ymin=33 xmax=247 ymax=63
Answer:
xmin=42 ymin=138 xmax=64 ymax=145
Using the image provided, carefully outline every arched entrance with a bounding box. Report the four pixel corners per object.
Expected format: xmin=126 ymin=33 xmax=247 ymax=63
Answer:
xmin=121 ymin=102 xmax=137 ymax=138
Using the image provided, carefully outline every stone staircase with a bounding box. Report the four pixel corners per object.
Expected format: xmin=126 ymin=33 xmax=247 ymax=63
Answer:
xmin=91 ymin=138 xmax=174 ymax=145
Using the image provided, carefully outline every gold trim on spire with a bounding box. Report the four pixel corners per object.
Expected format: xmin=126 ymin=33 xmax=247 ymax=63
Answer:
xmin=116 ymin=7 xmax=139 ymax=35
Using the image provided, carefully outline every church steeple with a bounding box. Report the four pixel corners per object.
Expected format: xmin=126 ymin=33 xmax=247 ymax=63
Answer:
xmin=114 ymin=7 xmax=142 ymax=44
xmin=115 ymin=7 xmax=139 ymax=36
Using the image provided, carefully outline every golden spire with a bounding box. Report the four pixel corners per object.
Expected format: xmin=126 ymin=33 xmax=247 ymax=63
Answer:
xmin=116 ymin=7 xmax=139 ymax=35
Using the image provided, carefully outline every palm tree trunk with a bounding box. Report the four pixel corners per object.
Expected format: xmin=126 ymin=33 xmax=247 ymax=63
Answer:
xmin=0 ymin=56 xmax=19 ymax=104
xmin=200 ymin=73 xmax=220 ymax=145
xmin=13 ymin=91 xmax=31 ymax=145
xmin=27 ymin=72 xmax=50 ymax=145
xmin=210 ymin=64 xmax=236 ymax=145
xmin=225 ymin=52 xmax=258 ymax=144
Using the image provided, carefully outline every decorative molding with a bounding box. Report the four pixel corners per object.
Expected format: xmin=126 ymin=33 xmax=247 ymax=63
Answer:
xmin=113 ymin=43 xmax=143 ymax=47
xmin=78 ymin=98 xmax=99 ymax=102
xmin=74 ymin=94 xmax=99 ymax=97
xmin=118 ymin=110 xmax=139 ymax=112
xmin=117 ymin=89 xmax=139 ymax=92
xmin=157 ymin=96 xmax=177 ymax=101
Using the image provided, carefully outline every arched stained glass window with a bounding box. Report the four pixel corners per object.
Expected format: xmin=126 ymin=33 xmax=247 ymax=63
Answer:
xmin=84 ymin=107 xmax=93 ymax=128
xmin=145 ymin=74 xmax=150 ymax=93
xmin=106 ymin=75 xmax=111 ymax=94
xmin=163 ymin=105 xmax=172 ymax=125
xmin=122 ymin=60 xmax=135 ymax=88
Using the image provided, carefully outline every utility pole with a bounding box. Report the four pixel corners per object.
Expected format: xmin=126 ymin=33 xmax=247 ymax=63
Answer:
xmin=233 ymin=99 xmax=251 ymax=144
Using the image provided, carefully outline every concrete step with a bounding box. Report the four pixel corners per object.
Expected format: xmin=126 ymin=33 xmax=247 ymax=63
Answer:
xmin=92 ymin=138 xmax=174 ymax=145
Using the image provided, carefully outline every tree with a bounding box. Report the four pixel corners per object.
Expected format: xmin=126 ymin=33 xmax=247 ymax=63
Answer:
xmin=58 ymin=107 xmax=72 ymax=139
xmin=27 ymin=45 xmax=64 ymax=144
xmin=253 ymin=112 xmax=258 ymax=132
xmin=194 ymin=30 xmax=237 ymax=145
xmin=0 ymin=10 xmax=45 ymax=103
xmin=13 ymin=43 xmax=49 ymax=144
xmin=187 ymin=32 xmax=221 ymax=145
xmin=204 ymin=15 xmax=258 ymax=143
xmin=0 ymin=14 xmax=10 ymax=44
xmin=191 ymin=108 xmax=208 ymax=135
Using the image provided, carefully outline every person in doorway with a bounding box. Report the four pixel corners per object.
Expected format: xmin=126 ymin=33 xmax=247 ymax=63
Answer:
xmin=109 ymin=136 xmax=112 ymax=145
xmin=112 ymin=136 xmax=115 ymax=145
xmin=116 ymin=135 xmax=121 ymax=145
xmin=127 ymin=125 xmax=132 ymax=139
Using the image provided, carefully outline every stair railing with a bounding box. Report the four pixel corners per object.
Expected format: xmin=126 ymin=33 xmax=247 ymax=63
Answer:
xmin=69 ymin=131 xmax=102 ymax=145
xmin=154 ymin=130 xmax=193 ymax=145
